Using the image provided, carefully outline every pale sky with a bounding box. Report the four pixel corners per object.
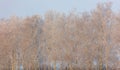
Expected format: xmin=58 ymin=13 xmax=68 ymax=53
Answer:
xmin=0 ymin=0 xmax=120 ymax=18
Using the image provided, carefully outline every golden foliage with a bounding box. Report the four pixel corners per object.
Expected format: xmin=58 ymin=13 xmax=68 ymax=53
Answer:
xmin=0 ymin=2 xmax=120 ymax=70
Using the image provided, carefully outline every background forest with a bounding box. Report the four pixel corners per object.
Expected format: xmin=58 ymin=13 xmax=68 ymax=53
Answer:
xmin=0 ymin=3 xmax=120 ymax=70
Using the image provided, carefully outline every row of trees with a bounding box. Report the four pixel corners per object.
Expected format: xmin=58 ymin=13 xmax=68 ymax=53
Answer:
xmin=0 ymin=2 xmax=120 ymax=70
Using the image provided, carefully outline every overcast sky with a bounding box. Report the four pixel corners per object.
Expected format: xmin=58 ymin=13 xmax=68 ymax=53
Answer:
xmin=0 ymin=0 xmax=120 ymax=18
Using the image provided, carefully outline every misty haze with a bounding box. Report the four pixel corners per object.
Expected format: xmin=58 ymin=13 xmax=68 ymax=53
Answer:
xmin=0 ymin=0 xmax=120 ymax=70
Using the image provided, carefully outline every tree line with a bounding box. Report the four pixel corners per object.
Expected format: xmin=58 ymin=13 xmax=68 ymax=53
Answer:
xmin=0 ymin=2 xmax=120 ymax=70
